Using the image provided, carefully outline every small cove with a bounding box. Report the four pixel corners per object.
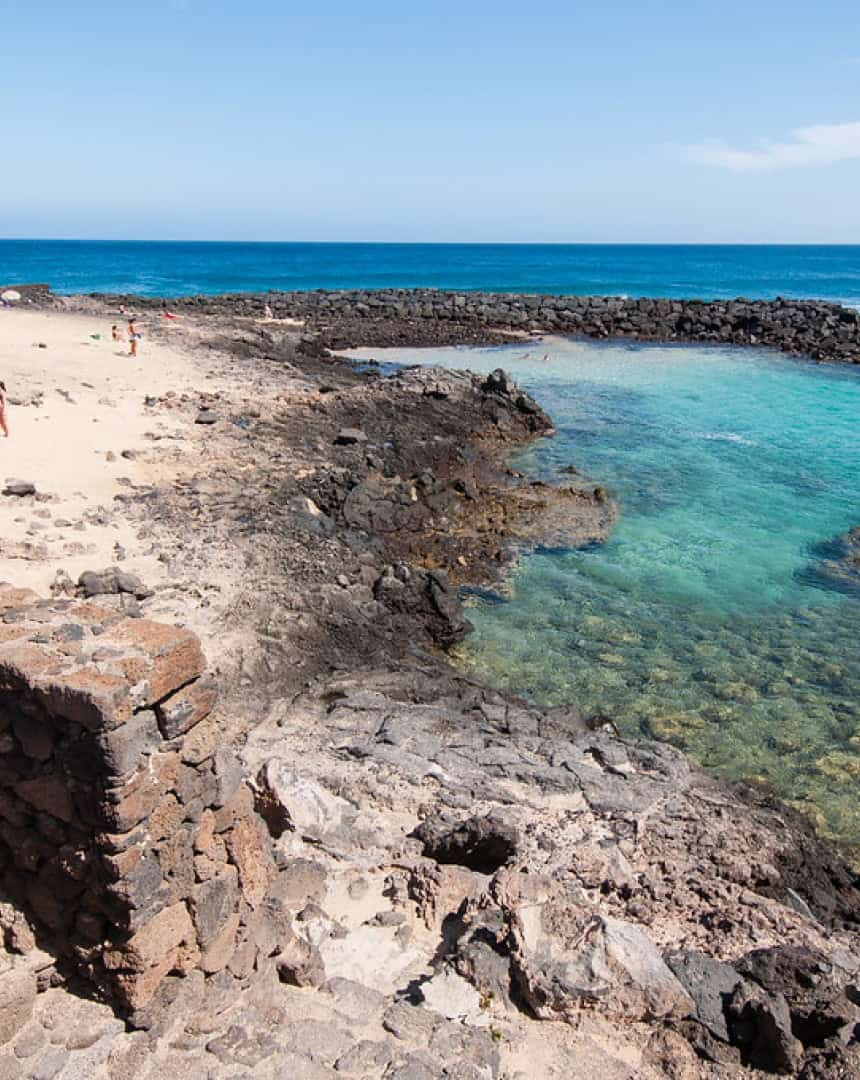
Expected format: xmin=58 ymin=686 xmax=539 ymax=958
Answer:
xmin=350 ymin=338 xmax=860 ymax=855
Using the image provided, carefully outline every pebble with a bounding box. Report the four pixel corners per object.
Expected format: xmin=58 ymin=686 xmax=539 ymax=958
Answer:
xmin=3 ymin=481 xmax=36 ymax=497
xmin=334 ymin=428 xmax=368 ymax=446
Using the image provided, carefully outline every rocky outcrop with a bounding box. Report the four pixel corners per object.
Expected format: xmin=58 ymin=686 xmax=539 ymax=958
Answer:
xmin=236 ymin=661 xmax=860 ymax=1077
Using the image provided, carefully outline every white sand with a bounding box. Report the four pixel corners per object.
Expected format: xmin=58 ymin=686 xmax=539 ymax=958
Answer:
xmin=0 ymin=307 xmax=198 ymax=594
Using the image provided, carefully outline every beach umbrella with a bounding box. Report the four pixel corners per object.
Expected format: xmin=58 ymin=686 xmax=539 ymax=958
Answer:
xmin=1 ymin=290 xmax=21 ymax=302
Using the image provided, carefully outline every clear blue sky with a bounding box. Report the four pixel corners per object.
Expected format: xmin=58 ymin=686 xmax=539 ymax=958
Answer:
xmin=2 ymin=1 xmax=859 ymax=242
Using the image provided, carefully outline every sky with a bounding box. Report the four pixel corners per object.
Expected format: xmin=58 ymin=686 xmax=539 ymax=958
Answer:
xmin=2 ymin=1 xmax=860 ymax=242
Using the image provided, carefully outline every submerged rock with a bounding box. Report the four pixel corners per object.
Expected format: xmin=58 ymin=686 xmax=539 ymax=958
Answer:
xmin=805 ymin=525 xmax=860 ymax=595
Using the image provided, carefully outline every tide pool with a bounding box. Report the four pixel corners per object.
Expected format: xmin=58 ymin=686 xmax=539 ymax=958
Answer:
xmin=352 ymin=339 xmax=860 ymax=854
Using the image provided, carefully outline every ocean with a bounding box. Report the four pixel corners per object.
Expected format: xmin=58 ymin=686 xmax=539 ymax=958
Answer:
xmin=1 ymin=240 xmax=860 ymax=305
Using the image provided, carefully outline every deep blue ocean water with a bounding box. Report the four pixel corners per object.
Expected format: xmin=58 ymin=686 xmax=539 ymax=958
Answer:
xmin=1 ymin=240 xmax=860 ymax=304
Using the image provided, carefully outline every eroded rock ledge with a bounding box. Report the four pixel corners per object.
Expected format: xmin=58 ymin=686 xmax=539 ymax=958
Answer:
xmin=2 ymin=587 xmax=857 ymax=1077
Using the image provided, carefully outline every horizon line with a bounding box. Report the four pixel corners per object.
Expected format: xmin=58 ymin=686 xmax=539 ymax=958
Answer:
xmin=3 ymin=237 xmax=860 ymax=248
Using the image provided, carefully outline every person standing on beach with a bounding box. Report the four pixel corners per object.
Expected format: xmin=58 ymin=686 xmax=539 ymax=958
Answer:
xmin=0 ymin=382 xmax=9 ymax=437
xmin=111 ymin=324 xmax=122 ymax=342
xmin=128 ymin=318 xmax=142 ymax=358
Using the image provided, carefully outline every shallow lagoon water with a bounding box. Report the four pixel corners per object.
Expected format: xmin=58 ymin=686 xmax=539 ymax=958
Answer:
xmin=351 ymin=339 xmax=860 ymax=854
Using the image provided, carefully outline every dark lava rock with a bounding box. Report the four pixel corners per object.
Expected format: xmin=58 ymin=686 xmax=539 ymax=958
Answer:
xmin=3 ymin=480 xmax=36 ymax=496
xmin=415 ymin=814 xmax=520 ymax=874
xmin=77 ymin=566 xmax=153 ymax=600
xmin=734 ymin=783 xmax=860 ymax=931
xmin=373 ymin=565 xmax=471 ymax=647
xmin=195 ymin=409 xmax=218 ymax=425
xmin=665 ymin=950 xmax=742 ymax=1043
xmin=735 ymin=945 xmax=860 ymax=1048
xmin=727 ymin=981 xmax=803 ymax=1074
xmin=72 ymin=287 xmax=860 ymax=364
xmin=798 ymin=1042 xmax=860 ymax=1080
xmin=453 ymin=906 xmax=513 ymax=1003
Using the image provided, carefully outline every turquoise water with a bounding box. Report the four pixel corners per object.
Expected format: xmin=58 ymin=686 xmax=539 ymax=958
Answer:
xmin=353 ymin=340 xmax=860 ymax=853
xmin=2 ymin=240 xmax=860 ymax=304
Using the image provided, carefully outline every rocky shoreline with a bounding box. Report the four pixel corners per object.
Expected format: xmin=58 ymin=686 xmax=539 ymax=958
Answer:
xmin=0 ymin=298 xmax=858 ymax=1077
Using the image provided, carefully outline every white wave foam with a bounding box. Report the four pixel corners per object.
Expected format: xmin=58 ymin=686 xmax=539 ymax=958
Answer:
xmin=694 ymin=431 xmax=756 ymax=446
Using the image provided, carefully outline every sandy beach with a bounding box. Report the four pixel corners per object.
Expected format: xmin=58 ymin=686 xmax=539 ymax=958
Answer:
xmin=0 ymin=308 xmax=197 ymax=593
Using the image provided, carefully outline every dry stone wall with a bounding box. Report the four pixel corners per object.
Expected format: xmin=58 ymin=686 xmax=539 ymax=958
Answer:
xmin=0 ymin=583 xmax=287 ymax=1024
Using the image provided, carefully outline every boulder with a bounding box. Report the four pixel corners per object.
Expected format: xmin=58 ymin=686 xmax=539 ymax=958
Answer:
xmin=665 ymin=950 xmax=741 ymax=1043
xmin=254 ymin=763 xmax=353 ymax=842
xmin=727 ymin=981 xmax=803 ymax=1074
xmin=276 ymin=930 xmax=326 ymax=988
xmin=498 ymin=871 xmax=694 ymax=1023
xmin=77 ymin=567 xmax=152 ymax=600
xmin=417 ymin=965 xmax=485 ymax=1023
xmin=736 ymin=945 xmax=860 ymax=1048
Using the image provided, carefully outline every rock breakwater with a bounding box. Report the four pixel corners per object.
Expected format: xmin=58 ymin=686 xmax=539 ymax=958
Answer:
xmin=75 ymin=287 xmax=860 ymax=364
